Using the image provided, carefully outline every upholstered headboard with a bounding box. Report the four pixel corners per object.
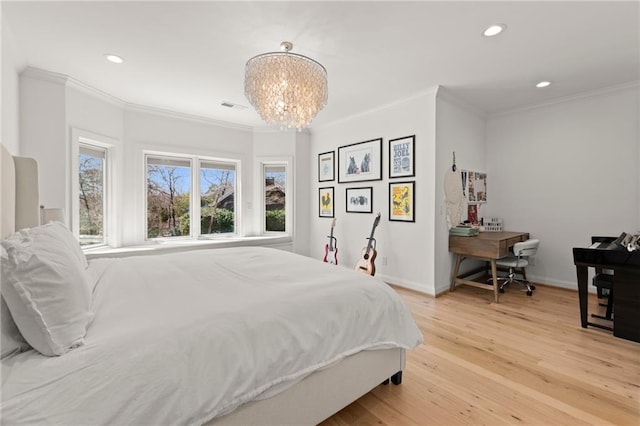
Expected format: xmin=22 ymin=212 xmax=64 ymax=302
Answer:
xmin=1 ymin=145 xmax=40 ymax=238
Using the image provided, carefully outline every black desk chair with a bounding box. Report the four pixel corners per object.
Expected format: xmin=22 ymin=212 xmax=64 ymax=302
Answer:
xmin=592 ymin=273 xmax=614 ymax=321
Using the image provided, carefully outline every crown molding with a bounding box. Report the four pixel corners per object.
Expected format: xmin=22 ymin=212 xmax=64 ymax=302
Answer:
xmin=124 ymin=103 xmax=253 ymax=132
xmin=20 ymin=66 xmax=69 ymax=85
xmin=313 ymin=86 xmax=440 ymax=132
xmin=491 ymin=81 xmax=640 ymax=119
xmin=436 ymin=87 xmax=488 ymax=119
xmin=21 ymin=66 xmax=125 ymax=108
xmin=19 ymin=66 xmax=253 ymax=132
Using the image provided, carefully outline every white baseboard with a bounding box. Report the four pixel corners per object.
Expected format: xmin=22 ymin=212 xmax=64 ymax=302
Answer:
xmin=377 ymin=273 xmax=435 ymax=296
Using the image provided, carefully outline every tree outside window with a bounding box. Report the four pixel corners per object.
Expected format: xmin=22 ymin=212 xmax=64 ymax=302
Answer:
xmin=200 ymin=161 xmax=236 ymax=235
xmin=146 ymin=156 xmax=191 ymax=239
xmin=78 ymin=145 xmax=106 ymax=246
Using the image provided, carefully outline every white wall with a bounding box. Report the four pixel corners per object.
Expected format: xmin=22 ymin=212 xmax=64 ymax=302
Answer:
xmin=310 ymin=89 xmax=437 ymax=295
xmin=1 ymin=12 xmax=23 ymax=155
xmin=485 ymin=85 xmax=640 ymax=288
xmin=19 ymin=70 xmax=67 ymax=211
xmin=434 ymin=90 xmax=487 ymax=294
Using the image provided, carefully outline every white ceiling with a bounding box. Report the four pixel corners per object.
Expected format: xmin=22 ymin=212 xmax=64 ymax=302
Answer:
xmin=3 ymin=1 xmax=639 ymax=130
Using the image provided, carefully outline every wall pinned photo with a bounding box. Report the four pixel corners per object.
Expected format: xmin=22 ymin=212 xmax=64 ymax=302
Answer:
xmin=319 ymin=187 xmax=335 ymax=218
xmin=318 ymin=151 xmax=335 ymax=182
xmin=389 ymin=135 xmax=415 ymax=178
xmin=337 ymin=138 xmax=382 ymax=183
xmin=389 ymin=181 xmax=415 ymax=222
xmin=463 ymin=170 xmax=487 ymax=203
xmin=346 ymin=187 xmax=373 ymax=213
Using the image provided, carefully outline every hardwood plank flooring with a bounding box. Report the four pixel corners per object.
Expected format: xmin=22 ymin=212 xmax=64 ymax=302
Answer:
xmin=320 ymin=283 xmax=640 ymax=425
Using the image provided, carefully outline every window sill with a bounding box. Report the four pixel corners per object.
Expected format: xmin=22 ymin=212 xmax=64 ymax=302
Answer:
xmin=84 ymin=235 xmax=293 ymax=259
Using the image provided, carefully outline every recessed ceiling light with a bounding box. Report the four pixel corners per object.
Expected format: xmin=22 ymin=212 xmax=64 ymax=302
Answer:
xmin=105 ymin=54 xmax=124 ymax=64
xmin=483 ymin=24 xmax=506 ymax=37
xmin=536 ymin=81 xmax=551 ymax=88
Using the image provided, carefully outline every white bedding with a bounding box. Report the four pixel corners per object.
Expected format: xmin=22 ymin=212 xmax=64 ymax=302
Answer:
xmin=1 ymin=247 xmax=422 ymax=425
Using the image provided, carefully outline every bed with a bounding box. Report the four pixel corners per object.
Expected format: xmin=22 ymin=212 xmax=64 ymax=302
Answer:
xmin=0 ymin=145 xmax=423 ymax=425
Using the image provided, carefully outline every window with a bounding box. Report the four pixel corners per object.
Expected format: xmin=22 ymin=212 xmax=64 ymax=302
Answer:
xmin=200 ymin=160 xmax=236 ymax=235
xmin=263 ymin=164 xmax=288 ymax=233
xmin=78 ymin=145 xmax=107 ymax=246
xmin=146 ymin=155 xmax=192 ymax=239
xmin=145 ymin=153 xmax=238 ymax=240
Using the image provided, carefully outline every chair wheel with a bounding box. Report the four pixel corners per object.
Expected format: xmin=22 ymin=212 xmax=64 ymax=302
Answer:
xmin=530 ymin=285 xmax=536 ymax=290
xmin=499 ymin=288 xmax=505 ymax=293
xmin=526 ymin=290 xmax=533 ymax=296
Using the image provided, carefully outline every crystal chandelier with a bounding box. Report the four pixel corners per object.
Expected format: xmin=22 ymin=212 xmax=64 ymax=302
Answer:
xmin=244 ymin=42 xmax=328 ymax=130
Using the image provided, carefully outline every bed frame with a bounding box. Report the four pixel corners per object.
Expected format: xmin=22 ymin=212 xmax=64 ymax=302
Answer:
xmin=0 ymin=145 xmax=406 ymax=425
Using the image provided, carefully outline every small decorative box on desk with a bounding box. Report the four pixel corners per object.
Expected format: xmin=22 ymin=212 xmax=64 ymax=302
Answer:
xmin=484 ymin=217 xmax=503 ymax=232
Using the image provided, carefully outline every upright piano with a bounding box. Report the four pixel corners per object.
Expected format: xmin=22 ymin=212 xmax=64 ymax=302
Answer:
xmin=573 ymin=236 xmax=640 ymax=343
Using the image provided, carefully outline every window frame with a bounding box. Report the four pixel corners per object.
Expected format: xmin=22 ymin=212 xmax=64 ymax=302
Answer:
xmin=71 ymin=129 xmax=117 ymax=249
xmin=258 ymin=157 xmax=293 ymax=236
xmin=143 ymin=151 xmax=241 ymax=241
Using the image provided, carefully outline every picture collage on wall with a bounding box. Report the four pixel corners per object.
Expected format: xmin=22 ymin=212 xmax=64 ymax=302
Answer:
xmin=460 ymin=169 xmax=488 ymax=225
xmin=317 ymin=135 xmax=415 ymax=223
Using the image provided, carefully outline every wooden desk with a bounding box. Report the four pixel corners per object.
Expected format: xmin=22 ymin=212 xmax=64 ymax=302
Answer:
xmin=449 ymin=231 xmax=530 ymax=302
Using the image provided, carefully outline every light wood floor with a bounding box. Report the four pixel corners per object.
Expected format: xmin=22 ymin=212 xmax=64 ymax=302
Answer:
xmin=321 ymin=283 xmax=640 ymax=425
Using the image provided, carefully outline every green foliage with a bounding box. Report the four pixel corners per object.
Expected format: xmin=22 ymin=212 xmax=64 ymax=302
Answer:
xmin=175 ymin=209 xmax=235 ymax=235
xmin=201 ymin=208 xmax=234 ymax=234
xmin=179 ymin=212 xmax=190 ymax=236
xmin=266 ymin=209 xmax=285 ymax=232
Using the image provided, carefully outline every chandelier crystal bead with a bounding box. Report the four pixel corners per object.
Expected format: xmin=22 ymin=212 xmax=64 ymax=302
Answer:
xmin=244 ymin=42 xmax=328 ymax=130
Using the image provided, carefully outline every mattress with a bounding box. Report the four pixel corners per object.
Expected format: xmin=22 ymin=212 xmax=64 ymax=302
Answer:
xmin=1 ymin=247 xmax=422 ymax=425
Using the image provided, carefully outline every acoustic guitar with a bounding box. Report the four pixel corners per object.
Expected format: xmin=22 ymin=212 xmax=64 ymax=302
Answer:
xmin=323 ymin=218 xmax=338 ymax=265
xmin=355 ymin=213 xmax=381 ymax=276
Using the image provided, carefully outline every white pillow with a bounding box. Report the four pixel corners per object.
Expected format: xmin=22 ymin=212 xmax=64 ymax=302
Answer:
xmin=1 ymin=223 xmax=93 ymax=356
xmin=46 ymin=221 xmax=89 ymax=270
xmin=1 ymin=296 xmax=31 ymax=358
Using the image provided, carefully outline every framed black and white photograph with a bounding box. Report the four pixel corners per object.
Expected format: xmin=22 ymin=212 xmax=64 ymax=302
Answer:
xmin=389 ymin=135 xmax=415 ymax=178
xmin=337 ymin=138 xmax=382 ymax=183
xmin=318 ymin=187 xmax=335 ymax=218
xmin=389 ymin=181 xmax=415 ymax=222
xmin=346 ymin=187 xmax=373 ymax=213
xmin=318 ymin=151 xmax=335 ymax=182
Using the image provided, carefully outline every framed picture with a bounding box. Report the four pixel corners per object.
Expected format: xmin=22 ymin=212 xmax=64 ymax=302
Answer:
xmin=337 ymin=138 xmax=382 ymax=183
xmin=389 ymin=181 xmax=415 ymax=222
xmin=462 ymin=170 xmax=487 ymax=204
xmin=318 ymin=187 xmax=335 ymax=218
xmin=389 ymin=135 xmax=415 ymax=178
xmin=346 ymin=187 xmax=373 ymax=213
xmin=318 ymin=151 xmax=335 ymax=182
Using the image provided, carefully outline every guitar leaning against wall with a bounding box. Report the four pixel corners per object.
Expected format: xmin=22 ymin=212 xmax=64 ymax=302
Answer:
xmin=355 ymin=213 xmax=381 ymax=276
xmin=323 ymin=218 xmax=338 ymax=265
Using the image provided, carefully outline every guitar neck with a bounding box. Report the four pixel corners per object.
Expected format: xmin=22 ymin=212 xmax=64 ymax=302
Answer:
xmin=366 ymin=219 xmax=380 ymax=250
xmin=328 ymin=221 xmax=336 ymax=250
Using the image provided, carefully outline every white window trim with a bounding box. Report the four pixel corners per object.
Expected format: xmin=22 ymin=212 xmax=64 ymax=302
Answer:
xmin=256 ymin=156 xmax=293 ymax=236
xmin=70 ymin=128 xmax=119 ymax=248
xmin=143 ymin=150 xmax=241 ymax=241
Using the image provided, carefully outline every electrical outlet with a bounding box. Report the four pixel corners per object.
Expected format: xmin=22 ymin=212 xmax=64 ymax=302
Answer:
xmin=382 ymin=256 xmax=388 ymax=266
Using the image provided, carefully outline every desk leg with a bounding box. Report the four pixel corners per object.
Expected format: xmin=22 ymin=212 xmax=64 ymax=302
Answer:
xmin=450 ymin=254 xmax=463 ymax=292
xmin=576 ymin=265 xmax=589 ymax=328
xmin=490 ymin=259 xmax=499 ymax=303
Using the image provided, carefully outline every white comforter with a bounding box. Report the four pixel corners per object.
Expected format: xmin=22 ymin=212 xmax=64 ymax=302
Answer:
xmin=1 ymin=247 xmax=423 ymax=425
